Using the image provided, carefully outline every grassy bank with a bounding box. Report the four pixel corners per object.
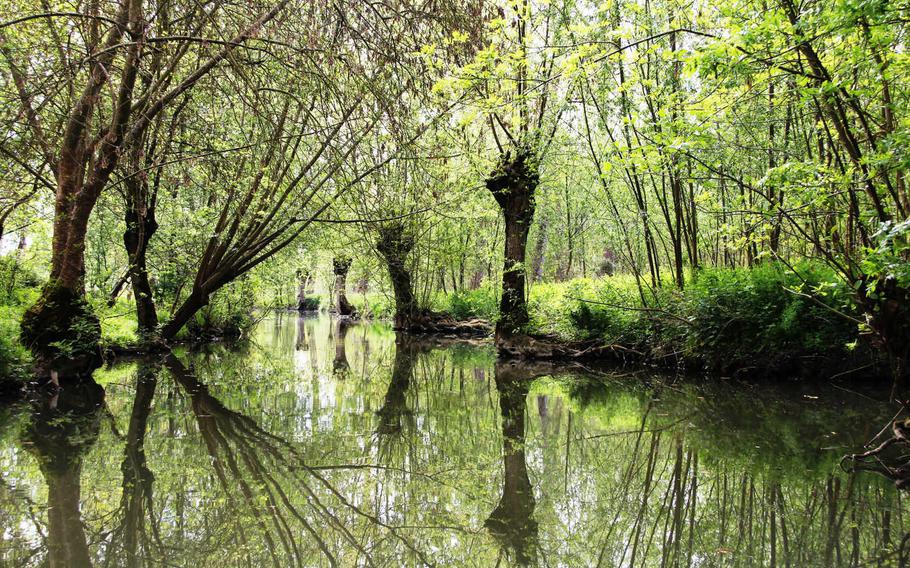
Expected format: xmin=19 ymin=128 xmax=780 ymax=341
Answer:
xmin=0 ymin=262 xmax=876 ymax=382
xmin=439 ymin=263 xmax=873 ymax=379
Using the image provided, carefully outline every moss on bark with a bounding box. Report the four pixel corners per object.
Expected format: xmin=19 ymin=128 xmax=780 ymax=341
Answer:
xmin=20 ymin=281 xmax=102 ymax=375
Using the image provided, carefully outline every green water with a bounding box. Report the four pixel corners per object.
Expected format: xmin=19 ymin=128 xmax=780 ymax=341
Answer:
xmin=0 ymin=314 xmax=906 ymax=567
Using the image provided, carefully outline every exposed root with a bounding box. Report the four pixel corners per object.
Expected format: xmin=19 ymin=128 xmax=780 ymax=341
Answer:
xmin=495 ymin=331 xmax=643 ymax=363
xmin=394 ymin=311 xmax=492 ymax=337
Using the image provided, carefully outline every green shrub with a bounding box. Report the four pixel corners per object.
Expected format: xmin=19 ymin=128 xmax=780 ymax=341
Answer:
xmin=185 ymin=281 xmax=257 ymax=339
xmin=297 ymin=296 xmax=320 ymax=311
xmin=0 ymin=306 xmax=30 ymax=381
xmin=350 ymin=292 xmax=396 ymax=319
xmin=465 ymin=264 xmax=860 ymax=369
xmin=682 ymin=263 xmax=857 ymax=362
xmin=445 ymin=284 xmax=499 ymax=321
xmin=564 ymin=276 xmax=654 ymax=343
xmin=89 ymin=296 xmax=139 ymax=346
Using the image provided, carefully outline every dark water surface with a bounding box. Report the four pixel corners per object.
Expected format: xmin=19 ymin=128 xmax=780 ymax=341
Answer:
xmin=0 ymin=314 xmax=907 ymax=567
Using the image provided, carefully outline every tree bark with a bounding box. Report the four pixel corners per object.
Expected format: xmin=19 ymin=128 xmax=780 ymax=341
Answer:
xmin=376 ymin=224 xmax=418 ymax=329
xmin=486 ymin=148 xmax=539 ymax=345
xmin=123 ymin=177 xmax=159 ymax=335
xmin=159 ymin=290 xmax=208 ymax=340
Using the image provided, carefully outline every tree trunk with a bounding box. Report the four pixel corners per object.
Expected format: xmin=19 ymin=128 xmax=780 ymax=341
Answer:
xmin=20 ymin=0 xmax=143 ymax=370
xmin=486 ymin=148 xmax=539 ymax=345
xmin=376 ymin=224 xmax=417 ymax=329
xmin=20 ymin=279 xmax=102 ymax=375
xmin=160 ymin=290 xmax=208 ymax=340
xmin=123 ymin=179 xmax=159 ymax=335
xmin=296 ymin=269 xmax=318 ymax=311
xmin=333 ymin=257 xmax=355 ymax=316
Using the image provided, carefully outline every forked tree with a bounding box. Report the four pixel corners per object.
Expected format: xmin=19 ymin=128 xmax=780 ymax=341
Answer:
xmin=2 ymin=0 xmax=289 ymax=370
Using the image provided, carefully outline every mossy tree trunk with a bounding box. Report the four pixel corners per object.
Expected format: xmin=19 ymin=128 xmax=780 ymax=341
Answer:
xmin=486 ymin=148 xmax=539 ymax=345
xmin=16 ymin=1 xmax=289 ymax=364
xmin=376 ymin=223 xmax=418 ymax=329
xmin=19 ymin=0 xmax=143 ymax=371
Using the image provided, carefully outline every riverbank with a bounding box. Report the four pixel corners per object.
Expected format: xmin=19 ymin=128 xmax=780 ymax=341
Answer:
xmin=0 ymin=263 xmax=885 ymax=388
xmin=438 ymin=263 xmax=883 ymax=381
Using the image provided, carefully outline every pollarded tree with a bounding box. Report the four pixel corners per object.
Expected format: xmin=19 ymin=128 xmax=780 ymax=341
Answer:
xmin=150 ymin=0 xmax=486 ymax=340
xmin=436 ymin=0 xmax=574 ymax=351
xmin=376 ymin=222 xmax=419 ymax=328
xmin=333 ymin=258 xmax=356 ymax=317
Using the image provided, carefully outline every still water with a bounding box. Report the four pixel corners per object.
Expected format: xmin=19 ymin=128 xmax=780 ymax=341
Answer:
xmin=0 ymin=314 xmax=906 ymax=567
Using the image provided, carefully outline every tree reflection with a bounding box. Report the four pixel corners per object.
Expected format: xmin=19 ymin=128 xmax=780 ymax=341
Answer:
xmin=21 ymin=378 xmax=105 ymax=568
xmin=375 ymin=336 xmax=416 ymax=438
xmin=106 ymin=362 xmax=161 ymax=566
xmin=4 ymin=316 xmax=910 ymax=567
xmin=486 ymin=361 xmax=539 ymax=566
xmin=295 ymin=313 xmax=309 ymax=352
xmin=332 ymin=318 xmax=350 ymax=378
xmin=163 ymin=352 xmax=435 ymax=567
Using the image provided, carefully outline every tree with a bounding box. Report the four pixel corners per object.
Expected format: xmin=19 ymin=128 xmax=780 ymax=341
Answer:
xmin=439 ymin=0 xmax=572 ymax=350
xmin=2 ymin=0 xmax=290 ymax=369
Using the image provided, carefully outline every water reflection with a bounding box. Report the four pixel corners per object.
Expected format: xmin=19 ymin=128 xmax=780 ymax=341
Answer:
xmin=22 ymin=378 xmax=104 ymax=568
xmin=110 ymin=363 xmax=159 ymax=567
xmin=487 ymin=362 xmax=538 ymax=566
xmin=376 ymin=336 xmax=417 ymax=438
xmin=332 ymin=319 xmax=350 ymax=378
xmin=0 ymin=314 xmax=907 ymax=566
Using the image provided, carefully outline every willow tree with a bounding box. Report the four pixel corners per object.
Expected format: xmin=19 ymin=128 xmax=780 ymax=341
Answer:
xmin=333 ymin=258 xmax=355 ymax=317
xmin=438 ymin=0 xmax=572 ymax=351
xmin=345 ymin=155 xmax=438 ymax=330
xmin=149 ymin=1 xmax=485 ymax=340
xmin=0 ymin=0 xmax=289 ymax=370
